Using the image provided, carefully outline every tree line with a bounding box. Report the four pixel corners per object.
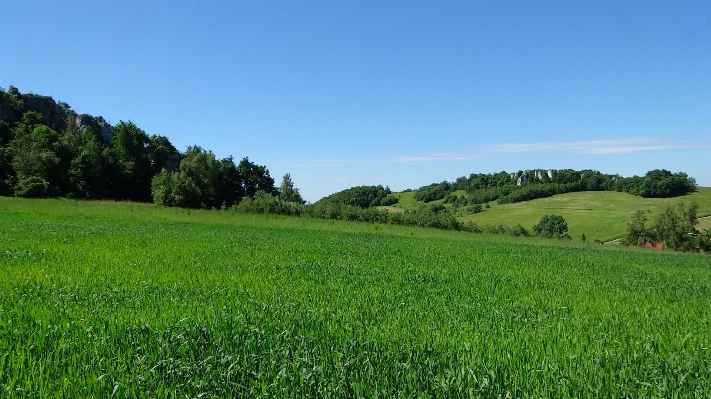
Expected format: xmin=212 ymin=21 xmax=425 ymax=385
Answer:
xmin=0 ymin=86 xmax=302 ymax=207
xmin=412 ymin=169 xmax=696 ymax=207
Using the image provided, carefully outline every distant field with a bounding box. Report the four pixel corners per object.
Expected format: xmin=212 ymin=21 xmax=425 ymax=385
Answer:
xmin=1 ymin=196 xmax=711 ymax=397
xmin=699 ymin=216 xmax=711 ymax=232
xmin=387 ymin=187 xmax=711 ymax=242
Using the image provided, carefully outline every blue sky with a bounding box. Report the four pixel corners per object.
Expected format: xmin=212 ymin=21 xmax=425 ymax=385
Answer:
xmin=1 ymin=1 xmax=709 ymax=202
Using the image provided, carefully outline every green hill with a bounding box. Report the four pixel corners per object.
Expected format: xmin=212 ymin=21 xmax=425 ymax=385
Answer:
xmin=384 ymin=187 xmax=711 ymax=242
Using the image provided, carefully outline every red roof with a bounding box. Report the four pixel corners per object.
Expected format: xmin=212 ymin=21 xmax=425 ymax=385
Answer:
xmin=644 ymin=242 xmax=664 ymax=250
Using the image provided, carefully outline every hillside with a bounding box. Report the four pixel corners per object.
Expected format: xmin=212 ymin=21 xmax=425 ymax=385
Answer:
xmin=383 ymin=187 xmax=711 ymax=242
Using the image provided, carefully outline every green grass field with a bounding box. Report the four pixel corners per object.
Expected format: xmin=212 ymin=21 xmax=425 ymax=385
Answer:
xmin=386 ymin=188 xmax=711 ymax=242
xmin=2 ymin=197 xmax=711 ymax=397
xmin=698 ymin=216 xmax=711 ymax=232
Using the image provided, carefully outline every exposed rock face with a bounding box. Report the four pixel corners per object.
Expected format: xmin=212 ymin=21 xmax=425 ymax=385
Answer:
xmin=21 ymin=94 xmax=68 ymax=132
xmin=0 ymin=99 xmax=17 ymax=123
xmin=76 ymin=114 xmax=114 ymax=145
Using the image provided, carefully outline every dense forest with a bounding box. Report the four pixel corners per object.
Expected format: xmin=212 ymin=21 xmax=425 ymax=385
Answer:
xmin=0 ymin=86 xmax=298 ymax=208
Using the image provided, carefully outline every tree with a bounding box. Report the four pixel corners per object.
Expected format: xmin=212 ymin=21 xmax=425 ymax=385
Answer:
xmin=653 ymin=202 xmax=698 ymax=251
xmin=11 ymin=124 xmax=62 ymax=196
xmin=111 ymin=121 xmax=151 ymax=201
xmin=147 ymin=135 xmax=180 ymax=176
xmin=217 ymin=156 xmax=245 ymax=208
xmin=178 ymin=146 xmax=222 ymax=208
xmin=68 ymin=127 xmax=109 ymax=198
xmin=238 ymin=157 xmax=276 ymax=197
xmin=151 ymin=168 xmax=201 ymax=208
xmin=533 ymin=215 xmax=569 ymax=239
xmin=621 ymin=210 xmax=653 ymax=246
xmin=279 ymin=173 xmax=305 ymax=204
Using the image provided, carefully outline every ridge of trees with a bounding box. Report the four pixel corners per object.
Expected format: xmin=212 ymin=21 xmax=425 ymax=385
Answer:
xmin=0 ymin=86 xmax=297 ymax=208
xmin=408 ymin=169 xmax=696 ymax=208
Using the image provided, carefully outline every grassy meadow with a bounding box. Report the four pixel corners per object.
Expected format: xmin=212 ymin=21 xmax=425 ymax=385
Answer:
xmin=2 ymin=197 xmax=711 ymax=397
xmin=387 ymin=187 xmax=711 ymax=242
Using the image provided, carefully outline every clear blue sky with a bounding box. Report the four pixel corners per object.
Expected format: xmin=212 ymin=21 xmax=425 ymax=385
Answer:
xmin=1 ymin=1 xmax=709 ymax=202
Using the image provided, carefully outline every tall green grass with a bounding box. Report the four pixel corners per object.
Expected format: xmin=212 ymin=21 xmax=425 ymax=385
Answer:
xmin=1 ymin=197 xmax=710 ymax=397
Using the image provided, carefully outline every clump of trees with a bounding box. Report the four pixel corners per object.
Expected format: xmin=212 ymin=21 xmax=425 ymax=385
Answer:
xmin=0 ymin=86 xmax=294 ymax=209
xmin=533 ymin=215 xmax=571 ymax=239
xmin=622 ymin=202 xmax=710 ymax=253
xmin=314 ymin=185 xmax=395 ymax=208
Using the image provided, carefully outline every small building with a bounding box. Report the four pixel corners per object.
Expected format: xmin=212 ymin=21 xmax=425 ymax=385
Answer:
xmin=644 ymin=242 xmax=664 ymax=250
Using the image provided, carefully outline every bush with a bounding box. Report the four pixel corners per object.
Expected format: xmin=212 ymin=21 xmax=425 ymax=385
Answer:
xmin=234 ymin=190 xmax=306 ymax=216
xmin=467 ymin=204 xmax=483 ymax=214
xmin=14 ymin=176 xmax=50 ymax=198
xmin=380 ymin=195 xmax=398 ymax=206
xmin=533 ymin=215 xmax=568 ymax=239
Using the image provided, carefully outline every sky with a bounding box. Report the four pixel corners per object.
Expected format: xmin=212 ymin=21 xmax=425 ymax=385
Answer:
xmin=1 ymin=0 xmax=709 ymax=202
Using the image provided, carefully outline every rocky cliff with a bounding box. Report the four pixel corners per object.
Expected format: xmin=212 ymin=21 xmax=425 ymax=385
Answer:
xmin=0 ymin=88 xmax=115 ymax=144
xmin=76 ymin=114 xmax=114 ymax=145
xmin=21 ymin=94 xmax=68 ymax=133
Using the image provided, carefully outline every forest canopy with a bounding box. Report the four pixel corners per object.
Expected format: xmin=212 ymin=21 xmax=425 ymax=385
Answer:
xmin=0 ymin=86 xmax=284 ymax=208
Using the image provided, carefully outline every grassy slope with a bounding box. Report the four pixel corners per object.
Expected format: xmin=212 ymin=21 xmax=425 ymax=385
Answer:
xmin=386 ymin=187 xmax=711 ymax=242
xmin=2 ymin=196 xmax=711 ymax=397
xmin=698 ymin=216 xmax=711 ymax=232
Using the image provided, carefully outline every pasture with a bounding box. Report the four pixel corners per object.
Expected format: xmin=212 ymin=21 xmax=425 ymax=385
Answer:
xmin=1 ymin=197 xmax=711 ymax=397
xmin=389 ymin=188 xmax=711 ymax=242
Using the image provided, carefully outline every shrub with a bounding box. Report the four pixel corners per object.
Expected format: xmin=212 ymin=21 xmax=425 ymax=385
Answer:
xmin=14 ymin=176 xmax=50 ymax=198
xmin=533 ymin=215 xmax=568 ymax=239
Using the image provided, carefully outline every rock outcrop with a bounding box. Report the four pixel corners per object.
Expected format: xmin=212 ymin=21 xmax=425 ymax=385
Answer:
xmin=21 ymin=94 xmax=68 ymax=133
xmin=76 ymin=114 xmax=114 ymax=145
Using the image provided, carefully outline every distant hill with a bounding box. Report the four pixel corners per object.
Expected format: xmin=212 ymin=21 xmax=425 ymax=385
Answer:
xmin=384 ymin=187 xmax=711 ymax=242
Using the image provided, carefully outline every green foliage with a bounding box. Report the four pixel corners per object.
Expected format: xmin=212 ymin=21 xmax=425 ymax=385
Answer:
xmin=238 ymin=157 xmax=276 ymax=197
xmin=533 ymin=214 xmax=569 ymax=239
xmin=147 ymin=134 xmax=180 ymax=176
xmin=420 ymin=168 xmax=696 ymax=208
xmin=67 ymin=127 xmax=108 ymax=198
xmin=13 ymin=176 xmax=50 ymax=197
xmin=636 ymin=169 xmax=696 ymax=198
xmin=150 ymin=149 xmax=262 ymax=210
xmin=279 ymin=173 xmax=305 ymax=204
xmin=315 ymin=185 xmax=392 ymax=209
xmin=621 ymin=210 xmax=652 ymax=246
xmin=379 ymin=194 xmax=398 ymax=206
xmin=0 ymin=87 xmax=288 ymax=207
xmin=111 ymin=121 xmax=152 ymax=201
xmin=652 ymin=202 xmax=698 ymax=252
xmin=150 ymin=168 xmax=202 ymax=208
xmin=234 ymin=190 xmax=306 ymax=216
xmin=413 ymin=181 xmax=450 ymax=203
xmin=11 ymin=125 xmax=62 ymax=193
xmin=622 ymin=202 xmax=702 ymax=252
xmin=1 ymin=85 xmax=26 ymax=116
xmin=480 ymin=223 xmax=530 ymax=237
xmin=0 ymin=121 xmax=11 ymax=147
xmin=467 ymin=204 xmax=483 ymax=214
xmin=178 ymin=146 xmax=222 ymax=208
